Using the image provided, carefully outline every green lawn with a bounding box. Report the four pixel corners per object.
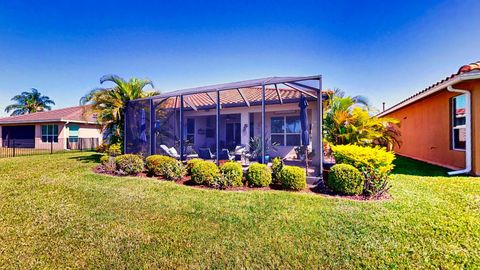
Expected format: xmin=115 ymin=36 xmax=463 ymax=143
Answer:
xmin=0 ymin=153 xmax=479 ymax=269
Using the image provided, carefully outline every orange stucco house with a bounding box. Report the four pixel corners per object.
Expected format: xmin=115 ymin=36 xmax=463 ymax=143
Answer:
xmin=379 ymin=61 xmax=480 ymax=175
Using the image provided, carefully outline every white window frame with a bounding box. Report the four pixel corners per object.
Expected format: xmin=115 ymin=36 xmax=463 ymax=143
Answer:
xmin=452 ymin=95 xmax=466 ymax=151
xmin=270 ymin=116 xmax=301 ymax=146
xmin=41 ymin=124 xmax=59 ymax=143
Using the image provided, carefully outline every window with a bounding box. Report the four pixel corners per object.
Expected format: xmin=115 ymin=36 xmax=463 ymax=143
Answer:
xmin=452 ymin=95 xmax=466 ymax=150
xmin=270 ymin=116 xmax=301 ymax=146
xmin=41 ymin=125 xmax=58 ymax=143
xmin=186 ymin=118 xmax=195 ymax=144
xmin=69 ymin=124 xmax=79 ymax=142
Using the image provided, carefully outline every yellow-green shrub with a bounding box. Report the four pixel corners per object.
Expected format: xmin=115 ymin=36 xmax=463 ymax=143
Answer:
xmin=219 ymin=161 xmax=243 ymax=187
xmin=271 ymin=157 xmax=284 ymax=185
xmin=328 ymin=164 xmax=363 ymax=195
xmin=279 ymin=165 xmax=306 ymax=191
xmin=246 ymin=163 xmax=271 ymax=187
xmin=187 ymin=158 xmax=204 ymax=175
xmin=191 ymin=161 xmax=219 ymax=185
xmin=146 ymin=155 xmax=185 ymax=180
xmin=114 ymin=154 xmax=144 ymax=175
xmin=331 ymin=144 xmax=395 ymax=174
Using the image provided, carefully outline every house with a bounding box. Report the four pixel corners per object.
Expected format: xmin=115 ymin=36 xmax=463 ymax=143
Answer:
xmin=0 ymin=105 xmax=102 ymax=151
xmin=378 ymin=61 xmax=480 ymax=175
xmin=124 ymin=76 xmax=325 ymax=176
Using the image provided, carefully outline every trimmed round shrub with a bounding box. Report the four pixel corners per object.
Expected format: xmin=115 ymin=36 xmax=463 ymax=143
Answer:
xmin=271 ymin=157 xmax=284 ymax=185
xmin=114 ymin=154 xmax=144 ymax=175
xmin=146 ymin=155 xmax=185 ymax=180
xmin=327 ymin=164 xmax=363 ymax=195
xmin=186 ymin=158 xmax=204 ymax=175
xmin=191 ymin=161 xmax=219 ymax=185
xmin=100 ymin=155 xmax=110 ymax=165
xmin=246 ymin=163 xmax=272 ymax=187
xmin=279 ymin=165 xmax=306 ymax=191
xmin=219 ymin=161 xmax=244 ymax=187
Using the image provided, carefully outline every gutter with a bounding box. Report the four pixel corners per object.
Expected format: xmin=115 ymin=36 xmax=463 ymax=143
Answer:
xmin=447 ymin=85 xmax=472 ymax=175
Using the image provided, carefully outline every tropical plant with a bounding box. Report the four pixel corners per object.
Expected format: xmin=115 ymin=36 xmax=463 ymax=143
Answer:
xmin=248 ymin=136 xmax=279 ymax=160
xmin=80 ymin=75 xmax=159 ymax=149
xmin=5 ymin=88 xmax=55 ymax=116
xmin=323 ymin=90 xmax=400 ymax=148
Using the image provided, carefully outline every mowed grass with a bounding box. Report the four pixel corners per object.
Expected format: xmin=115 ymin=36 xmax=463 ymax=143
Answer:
xmin=0 ymin=153 xmax=479 ymax=269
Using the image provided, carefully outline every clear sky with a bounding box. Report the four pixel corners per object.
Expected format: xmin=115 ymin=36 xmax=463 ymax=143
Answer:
xmin=0 ymin=0 xmax=479 ymax=116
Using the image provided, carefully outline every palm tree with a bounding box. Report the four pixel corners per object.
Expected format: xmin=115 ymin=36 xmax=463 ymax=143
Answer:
xmin=5 ymin=88 xmax=55 ymax=116
xmin=80 ymin=75 xmax=159 ymax=147
xmin=323 ymin=89 xmax=400 ymax=148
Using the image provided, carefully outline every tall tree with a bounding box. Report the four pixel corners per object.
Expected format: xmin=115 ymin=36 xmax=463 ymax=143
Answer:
xmin=5 ymin=88 xmax=55 ymax=116
xmin=80 ymin=75 xmax=159 ymax=147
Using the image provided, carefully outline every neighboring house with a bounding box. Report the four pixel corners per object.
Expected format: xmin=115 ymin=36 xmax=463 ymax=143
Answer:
xmin=125 ymin=76 xmax=325 ymax=171
xmin=0 ymin=106 xmax=102 ymax=151
xmin=379 ymin=61 xmax=480 ymax=175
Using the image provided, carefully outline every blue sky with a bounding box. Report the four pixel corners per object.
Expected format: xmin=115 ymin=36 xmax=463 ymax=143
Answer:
xmin=0 ymin=0 xmax=479 ymax=117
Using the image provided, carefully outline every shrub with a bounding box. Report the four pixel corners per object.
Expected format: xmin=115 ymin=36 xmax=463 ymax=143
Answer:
xmin=219 ymin=161 xmax=243 ymax=187
xmin=100 ymin=155 xmax=110 ymax=165
xmin=114 ymin=154 xmax=144 ymax=175
xmin=146 ymin=155 xmax=185 ymax=180
xmin=362 ymin=167 xmax=390 ymax=198
xmin=186 ymin=158 xmax=204 ymax=175
xmin=96 ymin=143 xmax=108 ymax=153
xmin=331 ymin=144 xmax=395 ymax=174
xmin=279 ymin=166 xmax=306 ymax=191
xmin=271 ymin=157 xmax=283 ymax=185
xmin=100 ymin=155 xmax=116 ymax=173
xmin=108 ymin=143 xmax=122 ymax=156
xmin=191 ymin=161 xmax=219 ymax=185
xmin=246 ymin=163 xmax=271 ymax=187
xmin=327 ymin=164 xmax=363 ymax=195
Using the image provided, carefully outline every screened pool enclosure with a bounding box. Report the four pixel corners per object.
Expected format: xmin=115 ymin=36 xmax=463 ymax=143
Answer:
xmin=125 ymin=76 xmax=325 ymax=177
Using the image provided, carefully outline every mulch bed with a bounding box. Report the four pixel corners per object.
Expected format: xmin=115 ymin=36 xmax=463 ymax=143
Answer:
xmin=92 ymin=165 xmax=390 ymax=201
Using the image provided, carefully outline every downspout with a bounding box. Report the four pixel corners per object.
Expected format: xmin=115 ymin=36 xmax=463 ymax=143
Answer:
xmin=447 ymin=85 xmax=472 ymax=175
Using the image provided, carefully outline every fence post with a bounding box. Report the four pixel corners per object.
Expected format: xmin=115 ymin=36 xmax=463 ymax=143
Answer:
xmin=80 ymin=138 xmax=83 ymax=152
xmin=12 ymin=139 xmax=15 ymax=157
xmin=50 ymin=139 xmax=53 ymax=154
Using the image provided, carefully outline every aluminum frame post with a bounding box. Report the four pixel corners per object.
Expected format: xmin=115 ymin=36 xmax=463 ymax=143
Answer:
xmin=149 ymin=98 xmax=155 ymax=156
xmin=179 ymin=95 xmax=185 ymax=161
xmin=317 ymin=78 xmax=323 ymax=179
xmin=261 ymin=83 xmax=266 ymax=164
xmin=216 ymin=90 xmax=220 ymax=166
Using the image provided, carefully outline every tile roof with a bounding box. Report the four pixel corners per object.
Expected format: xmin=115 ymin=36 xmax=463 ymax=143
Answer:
xmin=378 ymin=60 xmax=480 ymax=117
xmin=0 ymin=105 xmax=97 ymax=124
xmin=159 ymin=87 xmax=318 ymax=110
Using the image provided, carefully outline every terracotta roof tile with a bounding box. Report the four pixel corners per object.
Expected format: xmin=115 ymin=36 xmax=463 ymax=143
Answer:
xmin=0 ymin=105 xmax=96 ymax=124
xmin=379 ymin=60 xmax=480 ymax=116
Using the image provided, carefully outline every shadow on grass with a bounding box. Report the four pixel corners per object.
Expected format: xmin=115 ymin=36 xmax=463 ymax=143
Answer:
xmin=69 ymin=153 xmax=103 ymax=164
xmin=392 ymin=156 xmax=449 ymax=177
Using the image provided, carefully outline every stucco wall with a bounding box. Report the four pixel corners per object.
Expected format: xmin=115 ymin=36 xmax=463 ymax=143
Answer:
xmin=384 ymin=88 xmax=468 ymax=170
xmin=34 ymin=122 xmax=67 ymax=150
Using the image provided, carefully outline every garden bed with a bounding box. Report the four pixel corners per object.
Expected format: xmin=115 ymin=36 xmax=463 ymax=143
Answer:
xmin=92 ymin=164 xmax=390 ymax=201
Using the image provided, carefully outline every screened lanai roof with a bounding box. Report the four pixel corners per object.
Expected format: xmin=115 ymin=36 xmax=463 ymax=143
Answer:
xmin=142 ymin=75 xmax=322 ymax=100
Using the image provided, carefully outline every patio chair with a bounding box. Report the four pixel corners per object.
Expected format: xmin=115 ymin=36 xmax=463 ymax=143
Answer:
xmin=159 ymin=144 xmax=180 ymax=159
xmin=218 ymin=148 xmax=235 ymax=161
xmin=198 ymin=148 xmax=216 ymax=160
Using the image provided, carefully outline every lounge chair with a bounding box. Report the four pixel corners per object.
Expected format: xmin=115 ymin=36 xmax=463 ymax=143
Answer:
xmin=198 ymin=148 xmax=216 ymax=160
xmin=218 ymin=148 xmax=235 ymax=161
xmin=159 ymin=144 xmax=180 ymax=159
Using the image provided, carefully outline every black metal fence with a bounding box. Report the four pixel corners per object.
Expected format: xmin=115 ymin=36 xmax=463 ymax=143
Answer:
xmin=0 ymin=138 xmax=100 ymax=159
